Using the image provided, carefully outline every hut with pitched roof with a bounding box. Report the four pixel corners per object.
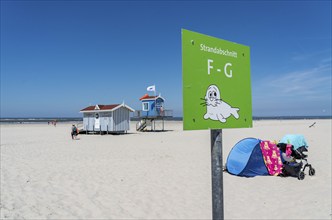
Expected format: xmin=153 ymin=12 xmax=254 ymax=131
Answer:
xmin=134 ymin=94 xmax=173 ymax=131
xmin=80 ymin=103 xmax=134 ymax=133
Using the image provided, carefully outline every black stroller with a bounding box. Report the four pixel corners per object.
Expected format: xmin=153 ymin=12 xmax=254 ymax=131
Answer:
xmin=277 ymin=134 xmax=315 ymax=180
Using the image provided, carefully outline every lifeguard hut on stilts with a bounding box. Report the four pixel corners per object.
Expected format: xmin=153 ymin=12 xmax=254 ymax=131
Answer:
xmin=134 ymin=85 xmax=173 ymax=131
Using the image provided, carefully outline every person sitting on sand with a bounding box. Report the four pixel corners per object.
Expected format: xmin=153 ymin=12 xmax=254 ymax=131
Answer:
xmin=71 ymin=125 xmax=78 ymax=139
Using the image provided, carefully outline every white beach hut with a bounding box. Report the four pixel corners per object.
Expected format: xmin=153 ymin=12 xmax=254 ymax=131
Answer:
xmin=79 ymin=103 xmax=135 ymax=133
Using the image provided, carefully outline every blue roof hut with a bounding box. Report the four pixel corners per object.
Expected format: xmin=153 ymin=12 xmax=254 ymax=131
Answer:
xmin=139 ymin=94 xmax=165 ymax=117
xmin=80 ymin=103 xmax=134 ymax=134
xmin=134 ymin=94 xmax=172 ymax=131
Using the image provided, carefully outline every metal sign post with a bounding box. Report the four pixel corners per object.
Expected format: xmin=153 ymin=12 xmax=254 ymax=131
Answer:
xmin=182 ymin=29 xmax=252 ymax=220
xmin=211 ymin=129 xmax=223 ymax=220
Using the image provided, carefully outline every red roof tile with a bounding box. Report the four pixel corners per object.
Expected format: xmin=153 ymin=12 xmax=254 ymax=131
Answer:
xmin=139 ymin=95 xmax=165 ymax=101
xmin=140 ymin=95 xmax=158 ymax=100
xmin=80 ymin=104 xmax=120 ymax=112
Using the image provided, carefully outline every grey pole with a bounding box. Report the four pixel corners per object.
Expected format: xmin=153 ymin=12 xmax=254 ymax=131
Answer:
xmin=211 ymin=129 xmax=224 ymax=220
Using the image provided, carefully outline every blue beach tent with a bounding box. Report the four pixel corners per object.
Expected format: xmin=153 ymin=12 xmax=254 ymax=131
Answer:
xmin=226 ymin=138 xmax=269 ymax=177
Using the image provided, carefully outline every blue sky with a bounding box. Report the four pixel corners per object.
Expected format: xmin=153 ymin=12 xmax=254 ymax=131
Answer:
xmin=1 ymin=0 xmax=331 ymax=117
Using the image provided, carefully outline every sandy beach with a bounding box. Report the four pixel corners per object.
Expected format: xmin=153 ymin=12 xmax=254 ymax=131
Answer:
xmin=1 ymin=119 xmax=331 ymax=219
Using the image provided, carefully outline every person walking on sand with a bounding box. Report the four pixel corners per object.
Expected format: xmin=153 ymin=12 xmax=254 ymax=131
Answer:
xmin=71 ymin=124 xmax=78 ymax=139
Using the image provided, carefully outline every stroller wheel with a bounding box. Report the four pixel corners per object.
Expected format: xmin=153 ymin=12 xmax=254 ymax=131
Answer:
xmin=298 ymin=171 xmax=305 ymax=180
xmin=309 ymin=168 xmax=316 ymax=176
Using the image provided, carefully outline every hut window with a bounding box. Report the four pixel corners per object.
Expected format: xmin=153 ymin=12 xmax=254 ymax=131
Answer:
xmin=95 ymin=113 xmax=99 ymax=119
xmin=142 ymin=102 xmax=149 ymax=111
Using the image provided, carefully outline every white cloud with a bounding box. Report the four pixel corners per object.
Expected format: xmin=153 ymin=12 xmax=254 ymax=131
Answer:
xmin=252 ymin=57 xmax=332 ymax=116
xmin=259 ymin=61 xmax=331 ymax=99
xmin=291 ymin=49 xmax=330 ymax=62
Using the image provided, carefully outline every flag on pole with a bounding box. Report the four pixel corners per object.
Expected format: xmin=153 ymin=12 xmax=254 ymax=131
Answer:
xmin=147 ymin=85 xmax=156 ymax=92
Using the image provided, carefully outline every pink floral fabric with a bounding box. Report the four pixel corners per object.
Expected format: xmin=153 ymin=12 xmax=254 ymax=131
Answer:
xmin=260 ymin=140 xmax=283 ymax=176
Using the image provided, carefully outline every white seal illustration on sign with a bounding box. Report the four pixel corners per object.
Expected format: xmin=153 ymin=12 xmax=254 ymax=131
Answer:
xmin=203 ymin=84 xmax=240 ymax=123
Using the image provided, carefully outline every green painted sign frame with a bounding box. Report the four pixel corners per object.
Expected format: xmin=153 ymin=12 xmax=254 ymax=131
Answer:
xmin=182 ymin=29 xmax=252 ymax=130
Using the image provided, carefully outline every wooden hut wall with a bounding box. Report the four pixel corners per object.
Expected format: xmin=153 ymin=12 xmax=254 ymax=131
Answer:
xmin=109 ymin=112 xmax=114 ymax=131
xmin=83 ymin=113 xmax=95 ymax=131
xmin=83 ymin=113 xmax=88 ymax=130
xmin=112 ymin=107 xmax=130 ymax=131
xmin=82 ymin=107 xmax=130 ymax=132
xmin=83 ymin=112 xmax=106 ymax=131
xmin=141 ymin=100 xmax=154 ymax=117
xmin=100 ymin=112 xmax=111 ymax=131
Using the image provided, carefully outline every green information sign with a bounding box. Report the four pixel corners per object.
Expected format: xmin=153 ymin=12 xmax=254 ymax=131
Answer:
xmin=182 ymin=29 xmax=252 ymax=130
